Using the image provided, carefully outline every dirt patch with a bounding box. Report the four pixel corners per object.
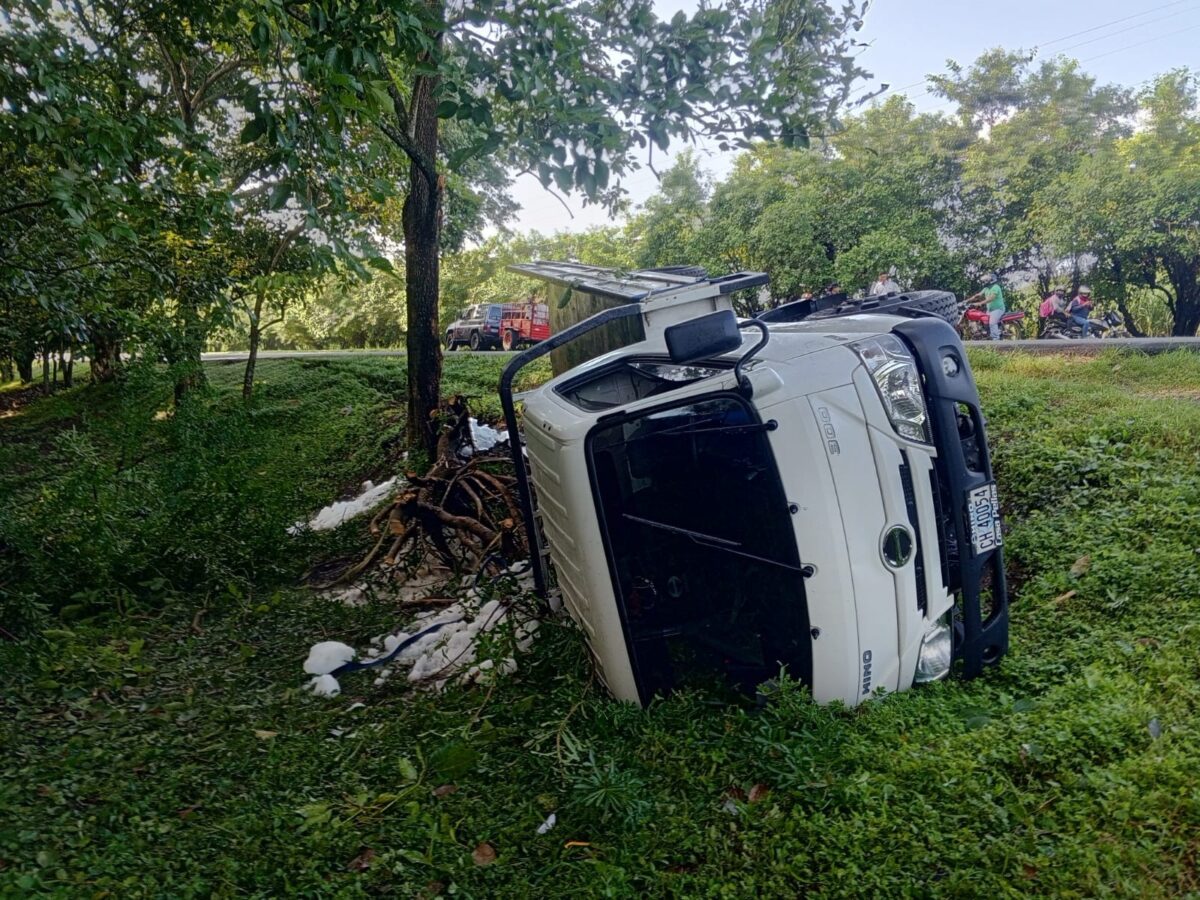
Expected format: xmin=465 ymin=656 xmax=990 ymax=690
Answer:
xmin=1133 ymin=388 xmax=1200 ymax=402
xmin=0 ymin=384 xmax=49 ymax=416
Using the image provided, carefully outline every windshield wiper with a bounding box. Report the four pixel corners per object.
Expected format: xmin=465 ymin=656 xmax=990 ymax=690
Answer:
xmin=622 ymin=513 xmax=805 ymax=573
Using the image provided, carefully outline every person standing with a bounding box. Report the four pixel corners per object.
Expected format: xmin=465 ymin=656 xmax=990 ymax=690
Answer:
xmin=966 ymin=274 xmax=1007 ymax=341
xmin=1067 ymin=285 xmax=1094 ymax=337
xmin=869 ymin=271 xmax=900 ymax=295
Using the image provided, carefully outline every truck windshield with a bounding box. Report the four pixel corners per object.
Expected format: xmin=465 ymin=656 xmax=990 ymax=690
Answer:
xmin=588 ymin=396 xmax=811 ymax=701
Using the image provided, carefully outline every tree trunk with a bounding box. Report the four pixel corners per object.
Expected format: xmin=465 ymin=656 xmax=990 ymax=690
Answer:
xmin=1165 ymin=256 xmax=1200 ymax=337
xmin=16 ymin=350 xmax=33 ymax=383
xmin=1111 ymin=258 xmax=1145 ymax=338
xmin=0 ymin=356 xmax=12 ymax=383
xmin=402 ymin=72 xmax=444 ymax=459
xmin=243 ymin=322 xmax=260 ymax=401
xmin=1173 ymin=286 xmax=1200 ymax=337
xmin=173 ymin=301 xmax=208 ymax=403
xmin=90 ymin=329 xmax=122 ymax=383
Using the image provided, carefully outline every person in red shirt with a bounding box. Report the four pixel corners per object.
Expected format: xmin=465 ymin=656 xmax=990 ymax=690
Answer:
xmin=1067 ymin=286 xmax=1094 ymax=336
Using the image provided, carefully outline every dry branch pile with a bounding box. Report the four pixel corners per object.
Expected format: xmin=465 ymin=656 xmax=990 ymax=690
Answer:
xmin=315 ymin=396 xmax=526 ymax=590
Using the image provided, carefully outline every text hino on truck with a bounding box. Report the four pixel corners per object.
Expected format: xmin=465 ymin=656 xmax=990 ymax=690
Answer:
xmin=498 ymin=262 xmax=1009 ymax=707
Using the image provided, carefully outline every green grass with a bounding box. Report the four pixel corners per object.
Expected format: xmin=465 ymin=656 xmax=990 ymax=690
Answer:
xmin=2 ymin=350 xmax=1200 ymax=897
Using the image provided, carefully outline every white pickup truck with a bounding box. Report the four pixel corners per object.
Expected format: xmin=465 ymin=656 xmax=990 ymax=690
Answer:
xmin=499 ymin=264 xmax=1008 ymax=707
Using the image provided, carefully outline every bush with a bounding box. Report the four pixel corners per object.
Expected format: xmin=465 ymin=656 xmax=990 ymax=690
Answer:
xmin=0 ymin=359 xmax=414 ymax=627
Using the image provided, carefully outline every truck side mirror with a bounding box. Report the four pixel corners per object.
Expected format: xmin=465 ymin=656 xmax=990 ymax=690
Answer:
xmin=664 ymin=310 xmax=742 ymax=364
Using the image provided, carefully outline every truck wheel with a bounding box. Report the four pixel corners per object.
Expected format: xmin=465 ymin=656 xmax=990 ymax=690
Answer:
xmin=469 ymin=331 xmax=482 ymax=352
xmin=502 ymin=329 xmax=518 ymax=351
xmin=809 ymin=290 xmax=963 ymax=327
xmin=445 ymin=333 xmax=457 ymax=351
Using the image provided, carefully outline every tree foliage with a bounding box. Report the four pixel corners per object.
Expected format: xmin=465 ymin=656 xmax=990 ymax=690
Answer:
xmin=237 ymin=0 xmax=869 ymax=452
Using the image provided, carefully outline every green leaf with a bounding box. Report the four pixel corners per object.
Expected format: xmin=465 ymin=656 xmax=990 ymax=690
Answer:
xmin=240 ymin=117 xmax=268 ymax=144
xmin=268 ymin=182 xmax=291 ymax=211
xmin=428 ymin=741 xmax=479 ymax=779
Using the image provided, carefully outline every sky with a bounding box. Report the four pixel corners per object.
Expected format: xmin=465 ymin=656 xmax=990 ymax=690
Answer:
xmin=506 ymin=0 xmax=1200 ymax=233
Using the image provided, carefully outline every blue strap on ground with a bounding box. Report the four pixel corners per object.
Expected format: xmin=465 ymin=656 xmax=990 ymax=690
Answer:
xmin=330 ymin=616 xmax=463 ymax=677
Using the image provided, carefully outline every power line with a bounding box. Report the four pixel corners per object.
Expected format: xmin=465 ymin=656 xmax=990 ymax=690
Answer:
xmin=1079 ymin=18 xmax=1200 ymax=62
xmin=1037 ymin=0 xmax=1195 ymax=47
xmin=1053 ymin=4 xmax=1200 ymax=54
xmin=859 ymin=0 xmax=1200 ymax=105
xmin=915 ymin=18 xmax=1200 ymax=116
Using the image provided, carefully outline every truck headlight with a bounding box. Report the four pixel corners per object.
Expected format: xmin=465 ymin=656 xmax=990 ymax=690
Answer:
xmin=915 ymin=614 xmax=952 ymax=683
xmin=851 ymin=336 xmax=931 ymax=443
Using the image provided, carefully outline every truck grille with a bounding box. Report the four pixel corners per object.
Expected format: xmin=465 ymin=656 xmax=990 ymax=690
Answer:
xmin=898 ymin=454 xmax=928 ymax=615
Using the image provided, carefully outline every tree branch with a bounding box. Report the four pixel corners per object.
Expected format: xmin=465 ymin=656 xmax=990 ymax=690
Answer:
xmin=0 ymin=198 xmax=53 ymax=217
xmin=152 ymin=33 xmax=193 ymax=131
xmin=267 ymin=222 xmax=306 ymax=275
xmin=377 ymin=120 xmax=439 ymax=189
xmin=190 ymin=57 xmax=253 ymax=113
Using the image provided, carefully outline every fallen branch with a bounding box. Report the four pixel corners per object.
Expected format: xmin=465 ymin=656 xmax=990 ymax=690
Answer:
xmin=312 ymin=397 xmax=521 ymax=590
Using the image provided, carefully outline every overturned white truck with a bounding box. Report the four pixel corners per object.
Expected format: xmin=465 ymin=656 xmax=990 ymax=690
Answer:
xmin=499 ymin=263 xmax=1008 ymax=707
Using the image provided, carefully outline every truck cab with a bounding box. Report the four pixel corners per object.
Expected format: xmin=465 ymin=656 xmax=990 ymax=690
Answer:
xmin=446 ymin=303 xmax=504 ymax=351
xmin=500 ymin=264 xmax=1008 ymax=707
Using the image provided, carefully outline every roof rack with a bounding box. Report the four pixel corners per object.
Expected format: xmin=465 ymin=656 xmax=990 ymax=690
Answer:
xmin=507 ymin=261 xmax=768 ymax=305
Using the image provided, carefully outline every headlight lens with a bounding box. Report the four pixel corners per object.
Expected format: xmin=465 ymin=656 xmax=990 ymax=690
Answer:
xmin=915 ymin=614 xmax=953 ymax=683
xmin=851 ymin=335 xmax=931 ymax=443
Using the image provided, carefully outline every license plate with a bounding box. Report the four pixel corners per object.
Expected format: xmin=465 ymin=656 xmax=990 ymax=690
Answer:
xmin=967 ymin=482 xmax=1002 ymax=555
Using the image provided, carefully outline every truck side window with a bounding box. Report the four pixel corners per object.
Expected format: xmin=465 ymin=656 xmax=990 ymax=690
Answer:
xmin=588 ymin=396 xmax=811 ymax=700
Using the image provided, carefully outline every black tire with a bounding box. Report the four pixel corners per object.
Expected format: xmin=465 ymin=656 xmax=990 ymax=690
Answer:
xmin=445 ymin=332 xmax=457 ymax=351
xmin=469 ymin=331 xmax=482 ymax=352
xmin=808 ymin=290 xmax=963 ymax=327
xmin=502 ymin=329 xmax=518 ymax=351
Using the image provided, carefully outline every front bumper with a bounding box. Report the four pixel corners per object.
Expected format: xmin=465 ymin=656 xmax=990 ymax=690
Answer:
xmin=892 ymin=318 xmax=1009 ymax=678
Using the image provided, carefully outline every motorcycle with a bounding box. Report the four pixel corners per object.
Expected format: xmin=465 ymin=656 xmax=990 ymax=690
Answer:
xmin=960 ymin=306 xmax=1027 ymax=340
xmin=1040 ymin=310 xmax=1127 ymax=340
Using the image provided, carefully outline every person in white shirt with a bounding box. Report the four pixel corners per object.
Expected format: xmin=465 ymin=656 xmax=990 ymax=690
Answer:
xmin=869 ymin=272 xmax=900 ymax=295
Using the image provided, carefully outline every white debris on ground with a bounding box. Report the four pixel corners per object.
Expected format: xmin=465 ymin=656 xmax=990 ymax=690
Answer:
xmin=325 ymin=585 xmax=368 ymax=607
xmin=463 ymin=418 xmax=507 ymax=456
xmin=304 ymin=640 xmax=356 ymax=674
xmin=307 ymin=673 xmax=342 ymax=697
xmin=302 ymin=563 xmax=540 ymax=698
xmin=287 ymin=477 xmax=401 ymax=534
xmin=320 ymin=562 xmax=451 ymax=609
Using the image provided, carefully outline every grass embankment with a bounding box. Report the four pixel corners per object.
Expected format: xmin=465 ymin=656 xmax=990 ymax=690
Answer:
xmin=2 ymin=351 xmax=1199 ymax=897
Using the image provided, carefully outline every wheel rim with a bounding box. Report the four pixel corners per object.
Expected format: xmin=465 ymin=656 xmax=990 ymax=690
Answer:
xmin=502 ymin=330 xmax=515 ymax=351
xmin=469 ymin=333 xmax=481 ymax=351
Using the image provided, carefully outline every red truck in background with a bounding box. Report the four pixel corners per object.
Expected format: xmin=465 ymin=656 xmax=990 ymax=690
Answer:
xmin=447 ymin=300 xmax=551 ymax=351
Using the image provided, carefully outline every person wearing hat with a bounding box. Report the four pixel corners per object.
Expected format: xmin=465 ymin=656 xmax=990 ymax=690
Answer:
xmin=966 ymin=274 xmax=1007 ymax=340
xmin=1038 ymin=287 xmax=1068 ymax=336
xmin=1067 ymin=285 xmax=1095 ymax=337
xmin=869 ymin=271 xmax=900 ymax=296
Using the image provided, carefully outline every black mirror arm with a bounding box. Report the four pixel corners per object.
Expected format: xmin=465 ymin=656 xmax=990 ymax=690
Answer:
xmin=734 ymin=320 xmax=769 ymax=398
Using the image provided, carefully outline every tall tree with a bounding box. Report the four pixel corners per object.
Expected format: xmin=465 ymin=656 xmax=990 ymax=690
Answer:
xmin=246 ymin=0 xmax=869 ymax=455
xmin=931 ymin=51 xmax=1132 ymax=287
xmin=1039 ymin=71 xmax=1200 ymax=335
xmin=627 ymin=150 xmax=711 ymax=269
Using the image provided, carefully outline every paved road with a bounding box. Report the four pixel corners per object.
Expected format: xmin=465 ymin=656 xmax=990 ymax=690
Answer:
xmin=205 ymin=338 xmax=1200 ymax=363
xmin=202 ymin=349 xmax=521 ymax=362
xmin=962 ymin=337 xmax=1200 ymax=354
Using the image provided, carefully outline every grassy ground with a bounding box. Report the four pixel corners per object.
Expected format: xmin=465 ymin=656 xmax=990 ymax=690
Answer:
xmin=2 ymin=351 xmax=1199 ymax=897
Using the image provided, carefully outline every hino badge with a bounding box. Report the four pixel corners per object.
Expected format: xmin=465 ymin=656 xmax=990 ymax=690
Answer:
xmin=499 ymin=262 xmax=1008 ymax=707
